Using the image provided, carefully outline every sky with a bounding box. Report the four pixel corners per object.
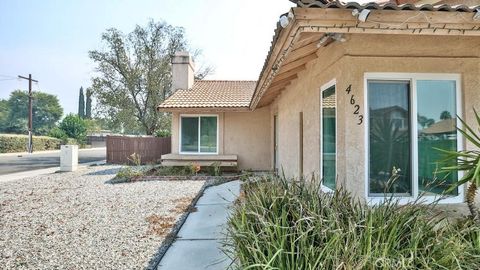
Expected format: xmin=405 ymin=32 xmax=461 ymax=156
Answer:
xmin=0 ymin=0 xmax=294 ymax=115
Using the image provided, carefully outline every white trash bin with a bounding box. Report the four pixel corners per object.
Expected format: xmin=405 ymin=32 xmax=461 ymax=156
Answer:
xmin=60 ymin=145 xmax=78 ymax=172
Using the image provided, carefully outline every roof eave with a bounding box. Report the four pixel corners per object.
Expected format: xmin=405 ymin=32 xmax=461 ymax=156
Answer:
xmin=250 ymin=6 xmax=480 ymax=109
xmin=157 ymin=106 xmax=252 ymax=113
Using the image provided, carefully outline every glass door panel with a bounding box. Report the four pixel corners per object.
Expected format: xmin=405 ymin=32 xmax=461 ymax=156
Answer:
xmin=181 ymin=117 xmax=199 ymax=152
xmin=417 ymin=80 xmax=457 ymax=195
xmin=368 ymin=81 xmax=411 ymax=196
xmin=200 ymin=116 xmax=217 ymax=153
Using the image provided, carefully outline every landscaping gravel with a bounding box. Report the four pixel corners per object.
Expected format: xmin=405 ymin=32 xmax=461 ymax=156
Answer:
xmin=0 ymin=165 xmax=205 ymax=269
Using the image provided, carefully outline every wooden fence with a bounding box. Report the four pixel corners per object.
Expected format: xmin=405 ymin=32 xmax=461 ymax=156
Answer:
xmin=106 ymin=136 xmax=171 ymax=164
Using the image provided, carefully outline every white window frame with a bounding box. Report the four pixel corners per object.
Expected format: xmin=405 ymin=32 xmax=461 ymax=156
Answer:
xmin=320 ymin=79 xmax=337 ymax=193
xmin=364 ymin=73 xmax=464 ymax=204
xmin=179 ymin=114 xmax=219 ymax=155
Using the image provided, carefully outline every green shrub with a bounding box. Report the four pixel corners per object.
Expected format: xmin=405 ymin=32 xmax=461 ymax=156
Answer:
xmin=115 ymin=166 xmax=145 ymax=181
xmin=154 ymin=129 xmax=171 ymax=138
xmin=209 ymin=161 xmax=222 ymax=176
xmin=153 ymin=166 xmax=195 ymax=176
xmin=228 ymin=175 xmax=480 ymax=269
xmin=48 ymin=127 xmax=68 ymax=140
xmin=0 ymin=134 xmax=62 ymax=153
xmin=59 ymin=114 xmax=87 ymax=143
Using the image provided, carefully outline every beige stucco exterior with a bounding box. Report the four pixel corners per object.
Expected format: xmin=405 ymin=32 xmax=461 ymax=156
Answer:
xmin=270 ymin=34 xmax=480 ymax=200
xmin=170 ymin=106 xmax=272 ymax=171
xmin=166 ymin=32 xmax=479 ymax=203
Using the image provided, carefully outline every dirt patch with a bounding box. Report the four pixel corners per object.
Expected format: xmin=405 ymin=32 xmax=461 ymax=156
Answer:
xmin=146 ymin=215 xmax=176 ymax=237
xmin=171 ymin=197 xmax=197 ymax=214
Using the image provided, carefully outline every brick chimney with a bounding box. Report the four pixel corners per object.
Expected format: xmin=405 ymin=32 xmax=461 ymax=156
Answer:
xmin=171 ymin=51 xmax=195 ymax=91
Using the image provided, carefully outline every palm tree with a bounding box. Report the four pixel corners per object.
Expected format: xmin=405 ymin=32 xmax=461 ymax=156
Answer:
xmin=438 ymin=108 xmax=480 ymax=221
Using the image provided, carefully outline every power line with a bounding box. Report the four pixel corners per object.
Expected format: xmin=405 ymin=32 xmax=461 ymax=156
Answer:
xmin=0 ymin=78 xmax=17 ymax=82
xmin=0 ymin=74 xmax=17 ymax=79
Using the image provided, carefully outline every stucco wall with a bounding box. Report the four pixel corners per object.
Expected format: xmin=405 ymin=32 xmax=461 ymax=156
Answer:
xmin=273 ymin=34 xmax=480 ymax=200
xmin=170 ymin=107 xmax=272 ymax=170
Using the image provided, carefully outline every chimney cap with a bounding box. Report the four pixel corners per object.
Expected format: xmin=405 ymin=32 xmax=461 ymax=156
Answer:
xmin=172 ymin=51 xmax=194 ymax=67
xmin=174 ymin=51 xmax=190 ymax=57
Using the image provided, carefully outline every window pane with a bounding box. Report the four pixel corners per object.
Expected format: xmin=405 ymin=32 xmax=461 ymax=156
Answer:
xmin=322 ymin=86 xmax=336 ymax=189
xmin=181 ymin=117 xmax=198 ymax=152
xmin=417 ymin=80 xmax=457 ymax=196
xmin=368 ymin=81 xmax=411 ymax=196
xmin=200 ymin=117 xmax=217 ymax=153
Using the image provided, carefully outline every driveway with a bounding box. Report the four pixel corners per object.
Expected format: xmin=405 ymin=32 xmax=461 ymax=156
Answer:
xmin=0 ymin=148 xmax=106 ymax=175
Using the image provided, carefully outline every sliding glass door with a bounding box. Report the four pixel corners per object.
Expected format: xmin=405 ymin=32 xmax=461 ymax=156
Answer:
xmin=367 ymin=74 xmax=461 ymax=201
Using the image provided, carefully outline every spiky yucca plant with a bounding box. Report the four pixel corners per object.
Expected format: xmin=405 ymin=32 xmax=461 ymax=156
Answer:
xmin=438 ymin=108 xmax=480 ymax=221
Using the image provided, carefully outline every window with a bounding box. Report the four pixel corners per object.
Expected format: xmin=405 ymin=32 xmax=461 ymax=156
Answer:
xmin=180 ymin=115 xmax=218 ymax=154
xmin=366 ymin=74 xmax=462 ymax=202
xmin=321 ymin=83 xmax=336 ymax=191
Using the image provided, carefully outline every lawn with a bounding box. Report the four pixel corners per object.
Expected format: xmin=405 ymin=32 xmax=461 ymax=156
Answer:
xmin=0 ymin=165 xmax=204 ymax=269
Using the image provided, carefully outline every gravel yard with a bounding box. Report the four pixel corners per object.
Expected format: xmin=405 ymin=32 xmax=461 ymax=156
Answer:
xmin=0 ymin=165 xmax=205 ymax=269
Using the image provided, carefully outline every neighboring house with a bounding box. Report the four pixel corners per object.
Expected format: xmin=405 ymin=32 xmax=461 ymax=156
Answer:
xmin=158 ymin=0 xmax=480 ymax=204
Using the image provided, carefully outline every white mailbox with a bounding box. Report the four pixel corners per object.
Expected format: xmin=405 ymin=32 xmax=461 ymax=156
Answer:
xmin=60 ymin=145 xmax=78 ymax=172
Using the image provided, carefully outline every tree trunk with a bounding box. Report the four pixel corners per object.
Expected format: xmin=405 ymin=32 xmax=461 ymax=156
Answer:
xmin=466 ymin=183 xmax=480 ymax=221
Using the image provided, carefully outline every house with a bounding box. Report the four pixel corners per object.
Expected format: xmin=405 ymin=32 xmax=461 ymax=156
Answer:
xmin=158 ymin=0 xmax=480 ymax=204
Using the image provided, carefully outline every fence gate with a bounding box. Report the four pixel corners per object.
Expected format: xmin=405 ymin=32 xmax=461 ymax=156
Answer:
xmin=106 ymin=136 xmax=171 ymax=164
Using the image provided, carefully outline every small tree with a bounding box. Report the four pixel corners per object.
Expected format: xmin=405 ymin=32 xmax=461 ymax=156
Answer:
xmin=60 ymin=114 xmax=87 ymax=143
xmin=439 ymin=108 xmax=480 ymax=221
xmin=85 ymin=88 xmax=92 ymax=119
xmin=78 ymin=87 xmax=85 ymax=118
xmin=440 ymin=110 xmax=452 ymax=120
xmin=89 ymin=20 xmax=212 ymax=135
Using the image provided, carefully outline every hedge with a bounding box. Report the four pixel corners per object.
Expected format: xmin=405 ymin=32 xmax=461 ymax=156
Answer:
xmin=0 ymin=134 xmax=62 ymax=153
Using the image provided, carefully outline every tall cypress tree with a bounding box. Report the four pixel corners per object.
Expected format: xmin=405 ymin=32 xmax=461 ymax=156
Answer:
xmin=78 ymin=87 xmax=85 ymax=118
xmin=85 ymin=88 xmax=92 ymax=119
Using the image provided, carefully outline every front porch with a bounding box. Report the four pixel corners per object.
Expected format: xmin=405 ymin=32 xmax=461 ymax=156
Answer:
xmin=161 ymin=153 xmax=238 ymax=167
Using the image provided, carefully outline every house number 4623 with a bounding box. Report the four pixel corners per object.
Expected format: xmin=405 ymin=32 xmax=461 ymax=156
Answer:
xmin=345 ymin=84 xmax=363 ymax=125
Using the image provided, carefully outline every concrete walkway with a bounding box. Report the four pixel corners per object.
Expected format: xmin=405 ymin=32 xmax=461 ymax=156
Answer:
xmin=158 ymin=180 xmax=240 ymax=270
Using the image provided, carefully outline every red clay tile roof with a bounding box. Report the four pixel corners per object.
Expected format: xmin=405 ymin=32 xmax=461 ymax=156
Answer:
xmin=289 ymin=0 xmax=480 ymax=11
xmin=157 ymin=80 xmax=256 ymax=111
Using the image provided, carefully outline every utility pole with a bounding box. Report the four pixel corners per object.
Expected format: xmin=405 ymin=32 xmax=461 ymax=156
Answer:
xmin=18 ymin=74 xmax=38 ymax=153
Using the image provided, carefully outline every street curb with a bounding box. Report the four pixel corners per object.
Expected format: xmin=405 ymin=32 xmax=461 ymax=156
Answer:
xmin=0 ymin=160 xmax=107 ymax=183
xmin=0 ymin=147 xmax=106 ymax=157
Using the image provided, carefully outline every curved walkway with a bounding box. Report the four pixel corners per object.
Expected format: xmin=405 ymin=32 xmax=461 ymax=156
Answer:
xmin=157 ymin=180 xmax=240 ymax=270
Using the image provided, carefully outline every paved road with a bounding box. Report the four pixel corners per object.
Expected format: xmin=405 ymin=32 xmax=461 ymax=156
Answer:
xmin=0 ymin=148 xmax=106 ymax=176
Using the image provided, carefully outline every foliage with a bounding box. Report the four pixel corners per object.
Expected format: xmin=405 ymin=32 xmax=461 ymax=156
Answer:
xmin=0 ymin=134 xmax=61 ymax=153
xmin=89 ymin=19 xmax=212 ymax=135
xmin=78 ymin=87 xmax=85 ymax=118
xmin=85 ymin=87 xmax=92 ymax=119
xmin=209 ymin=161 xmax=222 ymax=176
xmin=127 ymin=153 xmax=142 ymax=166
xmin=440 ymin=110 xmax=452 ymax=120
xmin=153 ymin=166 xmax=196 ymax=176
xmin=438 ymin=108 xmax=480 ymax=221
xmin=48 ymin=127 xmax=68 ymax=140
xmin=59 ymin=114 xmax=87 ymax=143
xmin=154 ymin=129 xmax=171 ymax=138
xmin=0 ymin=99 xmax=8 ymax=131
xmin=228 ymin=175 xmax=480 ymax=269
xmin=0 ymin=90 xmax=63 ymax=135
xmin=84 ymin=119 xmax=101 ymax=133
xmin=115 ymin=166 xmax=145 ymax=181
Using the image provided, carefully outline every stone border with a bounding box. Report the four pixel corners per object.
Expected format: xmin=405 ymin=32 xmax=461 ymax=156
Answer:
xmin=145 ymin=175 xmax=245 ymax=270
xmin=135 ymin=174 xmax=242 ymax=182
